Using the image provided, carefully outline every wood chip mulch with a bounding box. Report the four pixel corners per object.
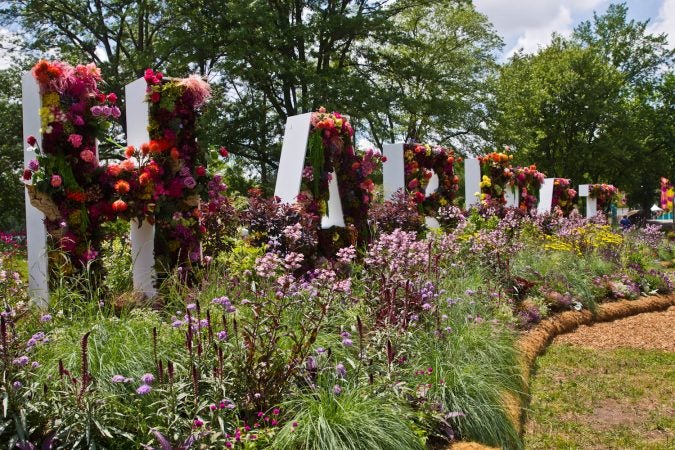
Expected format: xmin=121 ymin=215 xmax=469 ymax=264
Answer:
xmin=553 ymin=305 xmax=675 ymax=352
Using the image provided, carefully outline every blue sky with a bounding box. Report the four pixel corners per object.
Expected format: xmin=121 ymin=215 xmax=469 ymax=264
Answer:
xmin=473 ymin=0 xmax=674 ymax=60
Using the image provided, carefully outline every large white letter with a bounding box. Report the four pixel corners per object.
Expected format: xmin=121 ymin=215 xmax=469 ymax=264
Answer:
xmin=464 ymin=158 xmax=481 ymax=209
xmin=537 ymin=178 xmax=555 ymax=215
xmin=22 ymin=72 xmax=49 ymax=308
xmin=125 ymin=78 xmax=157 ymax=298
xmin=274 ymin=113 xmax=345 ymax=228
xmin=578 ymin=184 xmax=597 ymax=218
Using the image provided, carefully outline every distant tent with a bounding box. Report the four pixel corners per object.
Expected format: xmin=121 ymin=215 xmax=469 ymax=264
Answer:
xmin=651 ymin=204 xmax=663 ymax=212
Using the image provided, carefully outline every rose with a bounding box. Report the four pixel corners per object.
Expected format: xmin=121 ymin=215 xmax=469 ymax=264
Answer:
xmin=26 ymin=136 xmax=37 ymax=146
xmin=68 ymin=134 xmax=83 ymax=148
xmin=28 ymin=159 xmax=39 ymax=171
xmin=107 ymin=93 xmax=117 ymax=103
xmin=90 ymin=105 xmax=103 ymax=117
xmin=219 ymin=146 xmax=229 ymax=157
xmin=195 ymin=166 xmax=206 ymax=177
xmin=22 ymin=169 xmax=32 ymax=181
xmin=50 ymin=174 xmax=62 ymax=188
xmin=79 ymin=149 xmax=95 ymax=163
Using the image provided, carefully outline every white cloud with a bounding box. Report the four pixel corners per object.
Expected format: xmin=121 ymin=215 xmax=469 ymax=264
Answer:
xmin=649 ymin=0 xmax=675 ymax=48
xmin=474 ymin=0 xmax=609 ymax=59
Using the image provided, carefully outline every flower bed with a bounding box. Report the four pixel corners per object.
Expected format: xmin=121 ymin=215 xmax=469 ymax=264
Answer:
xmin=1 ymin=202 xmax=672 ymax=449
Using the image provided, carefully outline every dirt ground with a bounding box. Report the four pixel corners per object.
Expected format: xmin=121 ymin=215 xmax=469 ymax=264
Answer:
xmin=554 ymin=305 xmax=675 ymax=351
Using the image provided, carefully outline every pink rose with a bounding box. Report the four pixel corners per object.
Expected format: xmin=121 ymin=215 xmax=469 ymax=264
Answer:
xmin=68 ymin=134 xmax=83 ymax=148
xmin=80 ymin=149 xmax=95 ymax=163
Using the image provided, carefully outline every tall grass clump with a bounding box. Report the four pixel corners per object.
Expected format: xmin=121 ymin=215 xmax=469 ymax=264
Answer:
xmin=273 ymin=386 xmax=424 ymax=450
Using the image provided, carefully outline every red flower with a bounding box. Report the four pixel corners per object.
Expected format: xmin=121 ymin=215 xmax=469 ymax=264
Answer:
xmin=112 ymin=199 xmax=128 ymax=212
xmin=124 ymin=146 xmax=135 ymax=158
xmin=196 ymin=166 xmax=206 ymax=177
xmin=150 ymin=92 xmax=161 ymax=103
xmin=414 ymin=191 xmax=425 ymax=203
xmin=66 ymin=191 xmax=87 ymax=202
xmin=27 ymin=136 xmax=37 ymax=146
xmin=22 ymin=169 xmax=32 ymax=180
xmin=107 ymin=93 xmax=117 ymax=103
xmin=219 ymin=147 xmax=229 ymax=157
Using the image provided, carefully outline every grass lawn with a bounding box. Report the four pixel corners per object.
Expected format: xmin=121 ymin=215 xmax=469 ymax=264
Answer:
xmin=525 ymin=343 xmax=675 ymax=449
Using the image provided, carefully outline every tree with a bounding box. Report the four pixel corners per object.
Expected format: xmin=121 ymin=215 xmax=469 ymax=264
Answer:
xmin=489 ymin=4 xmax=674 ymax=209
xmin=356 ymin=0 xmax=502 ymax=149
xmin=0 ymin=65 xmax=27 ymax=231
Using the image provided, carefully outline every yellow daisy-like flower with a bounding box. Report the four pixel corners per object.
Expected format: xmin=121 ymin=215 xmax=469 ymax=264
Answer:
xmin=479 ymin=175 xmax=492 ymax=188
xmin=42 ymin=92 xmax=61 ymax=107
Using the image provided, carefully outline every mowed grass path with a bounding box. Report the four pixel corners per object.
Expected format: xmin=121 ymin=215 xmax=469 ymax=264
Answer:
xmin=524 ymin=318 xmax=674 ymax=449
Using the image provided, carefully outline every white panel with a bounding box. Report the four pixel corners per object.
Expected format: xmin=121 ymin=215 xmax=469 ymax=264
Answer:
xmin=321 ymin=173 xmax=346 ymax=228
xmin=537 ymin=178 xmax=555 ymax=214
xmin=274 ymin=113 xmax=312 ymax=203
xmin=464 ymin=158 xmax=481 ymax=208
xmin=505 ymin=184 xmax=519 ymax=208
xmin=578 ymin=184 xmax=589 ymax=196
xmin=125 ymin=78 xmax=156 ymax=298
xmin=382 ymin=143 xmax=405 ymax=200
xmin=130 ymin=219 xmax=156 ymax=297
xmin=22 ymin=72 xmax=49 ymax=308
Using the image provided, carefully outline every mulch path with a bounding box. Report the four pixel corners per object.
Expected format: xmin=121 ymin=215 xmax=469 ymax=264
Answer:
xmin=554 ymin=305 xmax=675 ymax=352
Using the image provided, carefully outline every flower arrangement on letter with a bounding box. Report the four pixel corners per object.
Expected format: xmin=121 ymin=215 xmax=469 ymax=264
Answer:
xmin=477 ymin=150 xmax=546 ymax=210
xmin=661 ymin=177 xmax=674 ymax=212
xmin=512 ymin=165 xmax=545 ymax=210
xmin=477 ymin=151 xmax=513 ymax=205
xmin=23 ymin=60 xmax=119 ymax=269
xmin=301 ymin=107 xmax=381 ymax=251
xmin=589 ymin=183 xmax=618 ymax=212
xmin=403 ymin=143 xmax=461 ymax=216
xmin=143 ymin=69 xmax=212 ymax=268
xmin=551 ymin=178 xmax=577 ymax=216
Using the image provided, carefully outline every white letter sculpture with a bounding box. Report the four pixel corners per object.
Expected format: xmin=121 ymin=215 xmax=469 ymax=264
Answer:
xmin=464 ymin=158 xmax=481 ymax=209
xmin=536 ymin=178 xmax=555 ymax=215
xmin=125 ymin=78 xmax=157 ymax=298
xmin=578 ymin=184 xmax=597 ymax=218
xmin=22 ymin=72 xmax=49 ymax=308
xmin=274 ymin=113 xmax=345 ymax=228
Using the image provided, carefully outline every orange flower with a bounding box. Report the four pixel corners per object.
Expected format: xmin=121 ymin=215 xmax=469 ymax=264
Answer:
xmin=141 ymin=143 xmax=150 ymax=155
xmin=108 ymin=164 xmax=122 ymax=177
xmin=125 ymin=146 xmax=135 ymax=158
xmin=139 ymin=172 xmax=151 ymax=185
xmin=115 ymin=180 xmax=130 ymax=194
xmin=170 ymin=148 xmax=180 ymax=160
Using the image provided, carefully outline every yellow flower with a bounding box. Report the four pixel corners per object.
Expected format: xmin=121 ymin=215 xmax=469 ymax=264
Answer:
xmin=479 ymin=175 xmax=492 ymax=188
xmin=42 ymin=92 xmax=60 ymax=107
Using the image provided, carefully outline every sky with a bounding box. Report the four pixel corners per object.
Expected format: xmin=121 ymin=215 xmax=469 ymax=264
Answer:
xmin=473 ymin=0 xmax=675 ymax=60
xmin=1 ymin=0 xmax=673 ymax=68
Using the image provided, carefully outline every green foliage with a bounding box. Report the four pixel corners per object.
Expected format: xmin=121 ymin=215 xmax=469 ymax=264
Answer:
xmin=407 ymin=313 xmax=524 ymax=449
xmin=273 ymin=386 xmax=424 ymax=450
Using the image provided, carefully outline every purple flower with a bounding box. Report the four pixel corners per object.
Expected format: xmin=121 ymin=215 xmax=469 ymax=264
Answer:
xmin=90 ymin=105 xmax=103 ymax=117
xmin=111 ymin=375 xmax=128 ymax=383
xmin=136 ymin=384 xmax=152 ymax=395
xmin=335 ymin=363 xmax=346 ymax=378
xmin=184 ymin=176 xmax=197 ymax=189
xmin=40 ymin=313 xmax=52 ymax=322
xmin=341 ymin=338 xmax=353 ymax=347
xmin=187 ymin=303 xmax=197 ymax=311
xmin=422 ymin=303 xmax=432 ymax=311
xmin=333 ymin=384 xmax=342 ymax=395
xmin=217 ymin=331 xmax=228 ymax=341
xmin=12 ymin=381 xmax=22 ymax=390
xmin=12 ymin=356 xmax=29 ymax=366
xmin=31 ymin=361 xmax=40 ymax=369
xmin=28 ymin=159 xmax=39 ymax=171
xmin=141 ymin=373 xmax=155 ymax=384
xmin=111 ymin=106 xmax=121 ymax=118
